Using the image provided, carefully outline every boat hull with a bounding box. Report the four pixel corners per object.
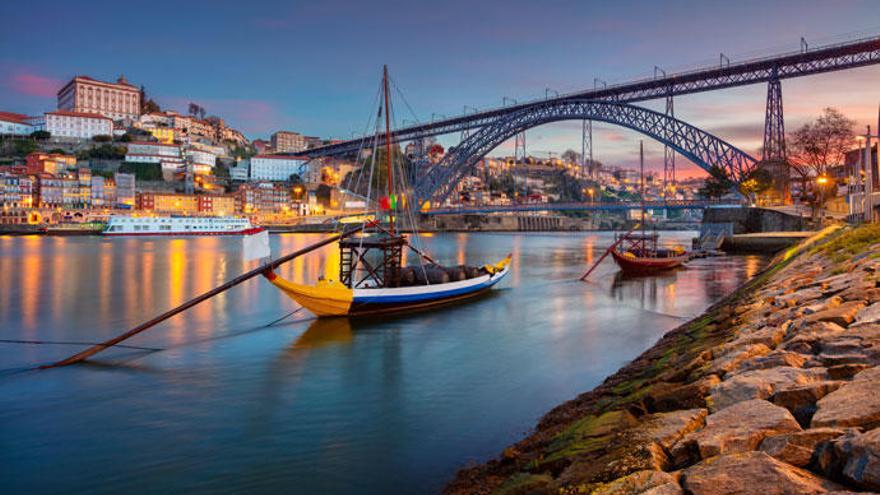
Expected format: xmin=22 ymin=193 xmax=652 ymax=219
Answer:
xmin=265 ymin=258 xmax=511 ymax=318
xmin=102 ymin=227 xmax=265 ymax=237
xmin=610 ymin=249 xmax=687 ymax=274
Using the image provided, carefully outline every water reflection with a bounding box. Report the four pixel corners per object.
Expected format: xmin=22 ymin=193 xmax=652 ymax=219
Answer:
xmin=0 ymin=232 xmax=767 ymax=495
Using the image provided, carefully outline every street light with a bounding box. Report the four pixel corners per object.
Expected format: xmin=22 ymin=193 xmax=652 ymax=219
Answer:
xmin=816 ymin=175 xmax=829 ymax=185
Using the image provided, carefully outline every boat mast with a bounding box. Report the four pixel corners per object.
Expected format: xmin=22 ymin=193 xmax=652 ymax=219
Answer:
xmin=383 ymin=65 xmax=395 ymax=235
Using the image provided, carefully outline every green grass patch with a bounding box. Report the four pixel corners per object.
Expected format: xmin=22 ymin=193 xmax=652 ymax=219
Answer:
xmin=817 ymin=223 xmax=880 ymax=264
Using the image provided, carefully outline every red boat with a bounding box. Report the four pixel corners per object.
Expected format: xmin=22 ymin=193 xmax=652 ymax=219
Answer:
xmin=610 ymin=233 xmax=688 ymax=275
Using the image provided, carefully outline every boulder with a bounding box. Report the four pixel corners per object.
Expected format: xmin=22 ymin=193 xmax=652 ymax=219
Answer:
xmin=813 ymin=367 xmax=880 ymax=430
xmin=734 ymin=350 xmax=808 ymax=373
xmin=781 ymin=321 xmax=847 ymax=355
xmin=590 ymin=470 xmax=682 ymax=495
xmin=727 ymin=325 xmax=788 ymax=350
xmin=649 ymin=376 xmax=719 ymax=412
xmin=857 ymin=303 xmax=880 ymax=327
xmin=680 ymin=399 xmax=801 ymax=459
xmin=838 ymin=428 xmax=880 ymax=490
xmin=828 ymin=363 xmax=873 ymax=380
xmin=681 ymin=451 xmax=843 ymax=495
xmin=775 ymin=287 xmax=824 ymax=308
xmin=806 ymin=301 xmax=867 ymax=327
xmin=759 ymin=427 xmax=846 ymax=467
xmin=770 ymin=381 xmax=846 ymax=427
xmin=709 ymin=366 xmax=828 ymax=411
xmin=709 ymin=344 xmax=771 ymax=376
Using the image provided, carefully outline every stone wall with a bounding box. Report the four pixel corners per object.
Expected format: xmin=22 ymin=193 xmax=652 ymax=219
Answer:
xmin=702 ymin=206 xmax=806 ymax=235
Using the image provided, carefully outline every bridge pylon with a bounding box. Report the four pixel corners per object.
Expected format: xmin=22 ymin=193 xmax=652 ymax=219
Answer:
xmin=664 ymin=92 xmax=676 ymax=197
xmin=514 ymin=131 xmax=527 ymax=199
xmin=760 ymin=69 xmax=792 ymax=204
xmin=581 ymin=119 xmax=593 ymax=179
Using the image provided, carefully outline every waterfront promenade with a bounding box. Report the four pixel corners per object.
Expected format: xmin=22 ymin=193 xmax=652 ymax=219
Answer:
xmin=447 ymin=224 xmax=880 ymax=494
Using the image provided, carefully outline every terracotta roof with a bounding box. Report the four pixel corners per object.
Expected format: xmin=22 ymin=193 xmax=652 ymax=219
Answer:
xmin=0 ymin=111 xmax=32 ymax=124
xmin=46 ymin=110 xmax=111 ymax=120
xmin=72 ymin=75 xmax=138 ymax=89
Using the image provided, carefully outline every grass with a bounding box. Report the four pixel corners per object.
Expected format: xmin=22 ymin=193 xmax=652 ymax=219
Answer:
xmin=816 ymin=223 xmax=880 ymax=263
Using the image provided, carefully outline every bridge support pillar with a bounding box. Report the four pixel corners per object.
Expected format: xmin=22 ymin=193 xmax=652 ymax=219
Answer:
xmin=664 ymin=93 xmax=676 ymax=196
xmin=581 ymin=119 xmax=593 ymax=178
xmin=760 ymin=72 xmax=792 ymax=204
xmin=514 ymin=131 xmax=527 ymax=199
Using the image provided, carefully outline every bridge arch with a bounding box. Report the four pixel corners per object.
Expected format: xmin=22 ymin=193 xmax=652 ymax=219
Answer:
xmin=413 ymin=99 xmax=757 ymax=204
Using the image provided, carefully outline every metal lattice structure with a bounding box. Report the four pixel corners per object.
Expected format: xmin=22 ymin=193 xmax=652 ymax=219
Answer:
xmin=302 ymin=35 xmax=880 ymax=159
xmin=413 ymin=99 xmax=757 ymax=205
xmin=763 ymin=74 xmax=787 ymax=161
xmin=664 ymin=92 xmax=676 ymax=189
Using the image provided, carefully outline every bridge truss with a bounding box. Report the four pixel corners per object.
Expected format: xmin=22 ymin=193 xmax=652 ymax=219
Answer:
xmin=413 ymin=100 xmax=757 ymax=205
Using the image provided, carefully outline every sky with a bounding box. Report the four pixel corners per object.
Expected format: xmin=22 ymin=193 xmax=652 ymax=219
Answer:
xmin=3 ymin=0 xmax=880 ymax=176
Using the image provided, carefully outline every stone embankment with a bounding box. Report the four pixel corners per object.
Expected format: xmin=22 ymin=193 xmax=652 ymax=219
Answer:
xmin=446 ymin=223 xmax=880 ymax=495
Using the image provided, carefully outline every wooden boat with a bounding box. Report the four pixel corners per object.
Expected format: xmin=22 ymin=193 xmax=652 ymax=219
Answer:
xmin=607 ymin=141 xmax=688 ymax=276
xmin=610 ymin=233 xmax=688 ymax=274
xmin=262 ymin=66 xmax=511 ymax=318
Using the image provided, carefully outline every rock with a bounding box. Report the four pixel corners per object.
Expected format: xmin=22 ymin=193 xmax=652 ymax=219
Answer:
xmin=806 ymin=301 xmax=867 ymax=327
xmin=681 ymin=451 xmax=843 ymax=495
xmin=590 ymin=470 xmax=682 ymax=495
xmin=727 ymin=325 xmax=788 ymax=350
xmin=770 ymin=381 xmax=846 ymax=427
xmin=828 ymin=363 xmax=872 ymax=380
xmin=709 ymin=344 xmax=771 ymax=376
xmin=734 ymin=351 xmax=808 ymax=373
xmin=838 ymin=428 xmax=880 ymax=490
xmin=813 ymin=367 xmax=880 ymax=430
xmin=857 ymin=303 xmax=880 ymax=326
xmin=650 ymin=376 xmax=719 ymax=413
xmin=781 ymin=321 xmax=847 ymax=355
xmin=680 ymin=399 xmax=801 ymax=459
xmin=775 ymin=287 xmax=824 ymax=308
xmin=709 ymin=367 xmax=828 ymax=411
xmin=555 ymin=410 xmax=707 ymax=486
xmin=759 ymin=427 xmax=846 ymax=467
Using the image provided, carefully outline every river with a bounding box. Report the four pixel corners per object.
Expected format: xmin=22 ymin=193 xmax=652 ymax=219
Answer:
xmin=0 ymin=232 xmax=764 ymax=494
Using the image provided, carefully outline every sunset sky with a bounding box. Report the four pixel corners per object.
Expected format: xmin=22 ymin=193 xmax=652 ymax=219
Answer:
xmin=3 ymin=0 xmax=880 ymax=176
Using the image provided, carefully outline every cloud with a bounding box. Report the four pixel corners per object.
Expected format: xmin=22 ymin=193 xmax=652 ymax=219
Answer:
xmin=7 ymin=70 xmax=62 ymax=98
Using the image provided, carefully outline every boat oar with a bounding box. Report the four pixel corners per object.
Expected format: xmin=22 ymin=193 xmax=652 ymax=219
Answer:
xmin=42 ymin=223 xmax=367 ymax=369
xmin=579 ymin=223 xmax=640 ymax=281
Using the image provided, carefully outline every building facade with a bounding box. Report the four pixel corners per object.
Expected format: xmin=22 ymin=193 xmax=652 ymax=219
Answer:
xmin=0 ymin=112 xmax=34 ymax=136
xmin=271 ymin=131 xmax=307 ymax=153
xmin=115 ymin=172 xmax=136 ymax=208
xmin=249 ymin=155 xmax=306 ymax=182
xmin=44 ymin=110 xmax=113 ymax=140
xmin=57 ymin=75 xmax=141 ymax=121
xmin=26 ymin=153 xmax=77 ymax=175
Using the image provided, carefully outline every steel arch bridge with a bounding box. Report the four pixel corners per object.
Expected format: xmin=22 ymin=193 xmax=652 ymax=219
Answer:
xmin=412 ymin=99 xmax=757 ymax=205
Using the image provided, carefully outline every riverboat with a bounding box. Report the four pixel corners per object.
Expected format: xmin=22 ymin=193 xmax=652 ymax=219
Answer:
xmin=263 ymin=66 xmax=510 ymax=318
xmin=103 ymin=216 xmax=264 ymax=236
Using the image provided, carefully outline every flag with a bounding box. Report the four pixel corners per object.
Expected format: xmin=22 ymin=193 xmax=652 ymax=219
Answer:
xmin=379 ymin=196 xmax=391 ymax=210
xmin=243 ymin=229 xmax=271 ymax=261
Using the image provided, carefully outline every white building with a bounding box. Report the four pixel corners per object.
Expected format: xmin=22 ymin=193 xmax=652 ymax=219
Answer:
xmin=230 ymin=160 xmax=250 ymax=181
xmin=186 ymin=149 xmax=217 ymax=175
xmin=249 ymin=155 xmax=306 ymax=181
xmin=0 ymin=112 xmax=34 ymax=136
xmin=57 ymin=75 xmax=141 ymax=122
xmin=44 ymin=110 xmax=113 ymax=140
xmin=125 ymin=141 xmax=185 ymax=176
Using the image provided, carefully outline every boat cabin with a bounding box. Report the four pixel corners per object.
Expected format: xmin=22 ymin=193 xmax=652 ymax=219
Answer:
xmin=339 ymin=234 xmax=406 ymax=289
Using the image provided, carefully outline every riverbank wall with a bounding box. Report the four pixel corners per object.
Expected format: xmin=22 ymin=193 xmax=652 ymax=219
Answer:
xmin=447 ymin=223 xmax=880 ymax=495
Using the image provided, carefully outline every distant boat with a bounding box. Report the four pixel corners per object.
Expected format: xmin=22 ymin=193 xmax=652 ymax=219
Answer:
xmin=103 ymin=215 xmax=264 ymax=236
xmin=609 ymin=141 xmax=688 ymax=275
xmin=610 ymin=232 xmax=688 ymax=274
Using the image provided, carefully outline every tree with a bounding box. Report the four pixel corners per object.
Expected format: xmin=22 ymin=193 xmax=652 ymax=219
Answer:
xmin=92 ymin=134 xmax=112 ymax=143
xmin=49 ymin=148 xmax=67 ymax=155
xmin=119 ymin=133 xmax=133 ymax=143
xmin=30 ymin=130 xmax=51 ymax=141
xmin=561 ymin=149 xmax=581 ymax=163
xmin=739 ymin=167 xmax=773 ymax=199
xmin=788 ymin=107 xmax=855 ymax=179
xmin=288 ymin=173 xmax=303 ymax=185
xmin=143 ymin=99 xmax=160 ymax=114
xmin=699 ymin=166 xmax=735 ymax=199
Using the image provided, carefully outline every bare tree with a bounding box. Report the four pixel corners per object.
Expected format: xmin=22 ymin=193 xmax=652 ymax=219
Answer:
xmin=788 ymin=107 xmax=855 ymax=179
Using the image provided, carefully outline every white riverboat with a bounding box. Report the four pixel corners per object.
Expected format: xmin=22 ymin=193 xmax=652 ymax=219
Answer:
xmin=103 ymin=216 xmax=264 ymax=236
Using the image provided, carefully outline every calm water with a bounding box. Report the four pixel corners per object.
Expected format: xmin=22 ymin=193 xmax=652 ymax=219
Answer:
xmin=0 ymin=232 xmax=764 ymax=494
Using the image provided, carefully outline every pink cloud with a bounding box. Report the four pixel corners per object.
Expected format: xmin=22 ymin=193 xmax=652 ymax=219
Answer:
xmin=9 ymin=71 xmax=62 ymax=98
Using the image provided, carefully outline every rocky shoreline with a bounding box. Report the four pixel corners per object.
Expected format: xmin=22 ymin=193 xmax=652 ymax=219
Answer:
xmin=446 ymin=223 xmax=880 ymax=495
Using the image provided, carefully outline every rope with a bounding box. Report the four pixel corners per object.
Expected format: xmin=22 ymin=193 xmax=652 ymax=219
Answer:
xmin=262 ymin=306 xmax=305 ymax=327
xmin=0 ymin=339 xmax=161 ymax=351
